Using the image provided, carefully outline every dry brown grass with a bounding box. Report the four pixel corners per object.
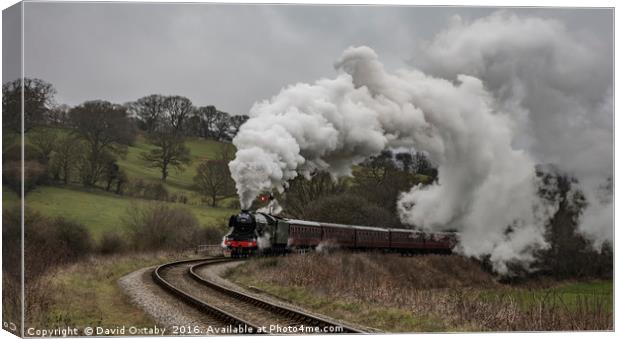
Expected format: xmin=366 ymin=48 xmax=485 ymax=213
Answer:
xmin=228 ymin=252 xmax=612 ymax=332
xmin=25 ymin=251 xmax=198 ymax=329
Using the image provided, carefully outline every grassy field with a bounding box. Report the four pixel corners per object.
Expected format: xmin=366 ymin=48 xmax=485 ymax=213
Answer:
xmin=117 ymin=134 xmax=231 ymax=194
xmin=18 ymin=126 xmax=235 ymax=198
xmin=4 ymin=185 xmax=235 ymax=241
xmin=4 ymin=128 xmax=239 ymax=241
xmin=225 ymin=253 xmax=613 ymax=332
xmin=6 ymin=128 xmax=238 ymax=329
xmin=27 ymin=252 xmax=200 ymax=329
xmin=481 ymin=280 xmax=613 ymax=313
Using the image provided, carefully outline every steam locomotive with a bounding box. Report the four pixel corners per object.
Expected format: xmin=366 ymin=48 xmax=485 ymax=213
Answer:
xmin=223 ymin=210 xmax=457 ymax=257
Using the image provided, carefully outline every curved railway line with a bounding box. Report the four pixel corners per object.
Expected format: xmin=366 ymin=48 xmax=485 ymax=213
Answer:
xmin=152 ymin=257 xmax=366 ymax=334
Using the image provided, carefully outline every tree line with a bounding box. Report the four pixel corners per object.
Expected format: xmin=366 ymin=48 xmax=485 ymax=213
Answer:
xmin=2 ymin=77 xmax=240 ymax=206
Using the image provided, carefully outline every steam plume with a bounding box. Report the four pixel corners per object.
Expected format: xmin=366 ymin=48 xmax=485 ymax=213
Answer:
xmin=230 ymin=44 xmax=563 ymax=273
xmin=416 ymin=12 xmax=612 ymax=249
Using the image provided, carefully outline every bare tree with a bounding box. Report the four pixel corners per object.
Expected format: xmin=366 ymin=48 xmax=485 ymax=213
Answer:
xmin=46 ymin=104 xmax=72 ymax=126
xmin=395 ymin=151 xmax=413 ymax=172
xmin=141 ymin=126 xmax=191 ymax=181
xmin=193 ymin=160 xmax=235 ymax=207
xmin=3 ymin=78 xmax=56 ymax=133
xmin=193 ymin=146 xmax=235 ymax=207
xmin=413 ymin=152 xmax=437 ymax=178
xmin=49 ymin=135 xmax=81 ymax=184
xmin=130 ymin=94 xmax=167 ymax=132
xmin=163 ymin=95 xmax=193 ymax=132
xmin=229 ymin=114 xmax=249 ymax=137
xmin=29 ymin=128 xmax=58 ymax=164
xmin=196 ymin=105 xmax=218 ymax=139
xmin=186 ymin=111 xmax=203 ymax=137
xmin=69 ymin=100 xmax=134 ymax=186
xmin=213 ymin=110 xmax=231 ymax=141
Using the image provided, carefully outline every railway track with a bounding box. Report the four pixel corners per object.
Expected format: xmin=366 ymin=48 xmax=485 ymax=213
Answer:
xmin=152 ymin=257 xmax=366 ymax=334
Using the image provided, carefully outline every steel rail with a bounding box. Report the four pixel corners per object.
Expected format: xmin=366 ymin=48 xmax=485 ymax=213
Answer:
xmin=151 ymin=257 xmax=262 ymax=333
xmin=188 ymin=260 xmax=366 ymax=334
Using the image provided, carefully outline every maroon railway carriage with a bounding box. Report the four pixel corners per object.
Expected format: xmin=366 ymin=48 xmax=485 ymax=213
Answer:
xmin=354 ymin=226 xmax=390 ymax=249
xmin=226 ymin=210 xmax=457 ymax=255
xmin=424 ymin=232 xmax=458 ymax=253
xmin=389 ymin=228 xmax=455 ymax=254
xmin=320 ymin=222 xmax=356 ymax=248
xmin=287 ymin=219 xmax=322 ymax=248
xmin=389 ymin=228 xmax=425 ymax=253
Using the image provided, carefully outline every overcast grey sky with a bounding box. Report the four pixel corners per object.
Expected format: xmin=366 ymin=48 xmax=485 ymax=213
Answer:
xmin=13 ymin=3 xmax=612 ymax=114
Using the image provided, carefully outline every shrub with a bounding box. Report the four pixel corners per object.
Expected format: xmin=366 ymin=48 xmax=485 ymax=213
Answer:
xmin=3 ymin=208 xmax=93 ymax=280
xmin=204 ymin=227 xmax=226 ymax=245
xmin=125 ymin=179 xmax=169 ymax=201
xmin=3 ymin=143 xmax=41 ymax=162
xmin=223 ymin=198 xmax=241 ymax=209
xmin=3 ymin=160 xmax=47 ymax=195
xmin=178 ymin=194 xmax=188 ymax=204
xmin=98 ymin=231 xmax=127 ymax=255
xmin=124 ymin=202 xmax=204 ymax=251
xmin=127 ymin=178 xmax=147 ymax=197
xmin=143 ymin=181 xmax=168 ymax=201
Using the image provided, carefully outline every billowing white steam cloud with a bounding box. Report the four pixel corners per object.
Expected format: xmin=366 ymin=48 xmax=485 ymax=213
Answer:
xmin=230 ymin=44 xmax=562 ymax=273
xmin=415 ymin=12 xmax=612 ymax=249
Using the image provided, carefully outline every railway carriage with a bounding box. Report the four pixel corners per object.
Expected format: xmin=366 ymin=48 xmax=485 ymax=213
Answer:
xmin=354 ymin=226 xmax=390 ymax=249
xmin=288 ymin=219 xmax=322 ymax=248
xmin=389 ymin=229 xmax=425 ymax=253
xmin=222 ymin=210 xmax=457 ymax=256
xmin=320 ymin=223 xmax=356 ymax=248
xmin=424 ymin=232 xmax=458 ymax=254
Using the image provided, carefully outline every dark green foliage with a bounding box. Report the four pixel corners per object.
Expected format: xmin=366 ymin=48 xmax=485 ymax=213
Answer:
xmin=280 ymin=172 xmax=347 ymax=218
xmin=352 ymin=150 xmax=422 ymax=217
xmin=304 ymin=193 xmax=400 ymax=228
xmin=533 ymin=168 xmax=612 ymax=279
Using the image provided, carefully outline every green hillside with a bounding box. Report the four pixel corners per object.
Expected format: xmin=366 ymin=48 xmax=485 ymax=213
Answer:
xmin=4 ymin=186 xmax=233 ymax=240
xmin=117 ymin=135 xmax=229 ymax=193
xmin=7 ymin=128 xmax=239 ymax=241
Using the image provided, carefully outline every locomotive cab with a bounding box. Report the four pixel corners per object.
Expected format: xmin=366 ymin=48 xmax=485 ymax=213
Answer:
xmin=223 ymin=210 xmax=259 ymax=257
